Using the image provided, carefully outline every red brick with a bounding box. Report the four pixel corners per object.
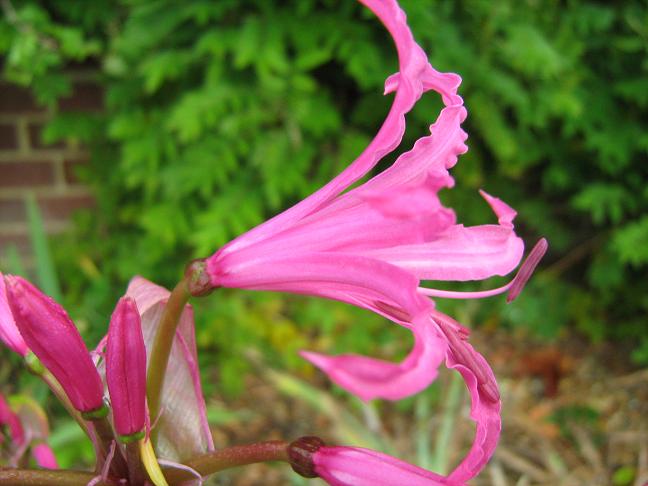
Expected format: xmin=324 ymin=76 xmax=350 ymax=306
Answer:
xmin=63 ymin=157 xmax=89 ymax=184
xmin=28 ymin=123 xmax=66 ymax=150
xmin=0 ymin=162 xmax=55 ymax=188
xmin=0 ymin=83 xmax=43 ymax=114
xmin=0 ymin=124 xmax=18 ymax=150
xmin=37 ymin=194 xmax=94 ymax=221
xmin=58 ymin=82 xmax=103 ymax=111
xmin=0 ymin=198 xmax=26 ymax=223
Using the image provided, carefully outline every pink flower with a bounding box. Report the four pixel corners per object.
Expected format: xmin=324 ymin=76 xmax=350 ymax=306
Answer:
xmin=204 ymin=0 xmax=524 ymax=311
xmin=105 ymin=297 xmax=147 ymax=438
xmin=3 ymin=275 xmax=104 ymax=414
xmin=0 ymin=272 xmax=28 ymax=356
xmin=197 ymin=2 xmax=546 ymax=482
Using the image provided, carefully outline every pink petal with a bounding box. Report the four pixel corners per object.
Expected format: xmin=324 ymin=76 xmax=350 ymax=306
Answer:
xmin=32 ymin=443 xmax=58 ymax=469
xmin=209 ymin=253 xmax=429 ymax=321
xmin=217 ymin=0 xmax=463 ymax=257
xmin=478 ymin=190 xmax=516 ymax=228
xmin=0 ymin=272 xmax=28 ymax=356
xmin=314 ymin=446 xmax=458 ymax=486
xmin=437 ymin=327 xmax=501 ymax=482
xmin=125 ymin=277 xmax=214 ymax=461
xmin=301 ymin=317 xmax=446 ymax=401
xmin=365 ymin=191 xmax=525 ymax=282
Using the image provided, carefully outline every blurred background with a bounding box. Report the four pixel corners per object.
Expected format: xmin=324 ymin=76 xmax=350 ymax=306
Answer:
xmin=0 ymin=0 xmax=647 ymax=484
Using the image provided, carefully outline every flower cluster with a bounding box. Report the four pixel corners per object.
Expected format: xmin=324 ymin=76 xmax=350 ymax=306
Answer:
xmin=0 ymin=0 xmax=546 ymax=484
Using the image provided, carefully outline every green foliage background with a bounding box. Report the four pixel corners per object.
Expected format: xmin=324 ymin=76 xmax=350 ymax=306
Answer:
xmin=1 ymin=0 xmax=648 ymax=398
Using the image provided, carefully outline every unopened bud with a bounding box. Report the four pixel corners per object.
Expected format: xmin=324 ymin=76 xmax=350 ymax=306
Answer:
xmin=288 ymin=436 xmax=326 ymax=478
xmin=185 ymin=259 xmax=215 ymax=297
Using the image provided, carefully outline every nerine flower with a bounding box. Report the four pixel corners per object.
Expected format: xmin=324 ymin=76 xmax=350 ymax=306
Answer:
xmin=196 ymin=0 xmax=546 ymax=482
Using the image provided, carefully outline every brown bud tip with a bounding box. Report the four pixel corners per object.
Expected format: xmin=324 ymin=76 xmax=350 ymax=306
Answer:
xmin=288 ymin=436 xmax=325 ymax=478
xmin=185 ymin=258 xmax=215 ymax=297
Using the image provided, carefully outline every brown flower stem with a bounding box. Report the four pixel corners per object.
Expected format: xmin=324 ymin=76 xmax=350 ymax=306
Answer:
xmin=88 ymin=416 xmax=127 ymax=478
xmin=0 ymin=469 xmax=104 ymax=486
xmin=163 ymin=440 xmax=290 ymax=483
xmin=125 ymin=440 xmax=147 ymax=485
xmin=146 ymin=278 xmax=190 ymax=439
xmin=0 ymin=442 xmax=290 ymax=485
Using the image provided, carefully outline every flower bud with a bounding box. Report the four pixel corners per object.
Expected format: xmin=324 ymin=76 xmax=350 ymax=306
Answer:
xmin=4 ymin=275 xmax=104 ymax=413
xmin=106 ymin=297 xmax=147 ymax=437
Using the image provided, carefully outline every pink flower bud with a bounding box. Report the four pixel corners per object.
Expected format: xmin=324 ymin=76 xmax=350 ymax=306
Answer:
xmin=106 ymin=297 xmax=146 ymax=437
xmin=0 ymin=272 xmax=28 ymax=356
xmin=32 ymin=442 xmax=58 ymax=469
xmin=4 ymin=275 xmax=104 ymax=413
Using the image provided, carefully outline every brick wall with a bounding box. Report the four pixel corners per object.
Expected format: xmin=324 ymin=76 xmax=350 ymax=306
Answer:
xmin=0 ymin=73 xmax=102 ymax=267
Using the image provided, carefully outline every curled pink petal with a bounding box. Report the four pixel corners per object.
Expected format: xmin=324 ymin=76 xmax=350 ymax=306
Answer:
xmin=32 ymin=442 xmax=58 ymax=469
xmin=314 ymin=446 xmax=458 ymax=486
xmin=431 ymin=312 xmax=501 ymax=481
xmin=478 ymin=190 xmax=516 ymax=228
xmin=217 ymin=0 xmax=462 ymax=258
xmin=4 ymin=276 xmax=104 ymax=413
xmin=0 ymin=272 xmax=28 ymax=356
xmin=301 ymin=317 xmax=446 ymax=401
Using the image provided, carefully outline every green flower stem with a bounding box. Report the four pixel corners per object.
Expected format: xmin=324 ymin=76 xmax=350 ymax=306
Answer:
xmin=164 ymin=440 xmax=290 ymax=483
xmin=146 ymin=278 xmax=190 ymax=432
xmin=25 ymin=355 xmax=90 ymax=437
xmin=431 ymin=372 xmax=463 ymax=473
xmin=0 ymin=469 xmax=103 ymax=486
